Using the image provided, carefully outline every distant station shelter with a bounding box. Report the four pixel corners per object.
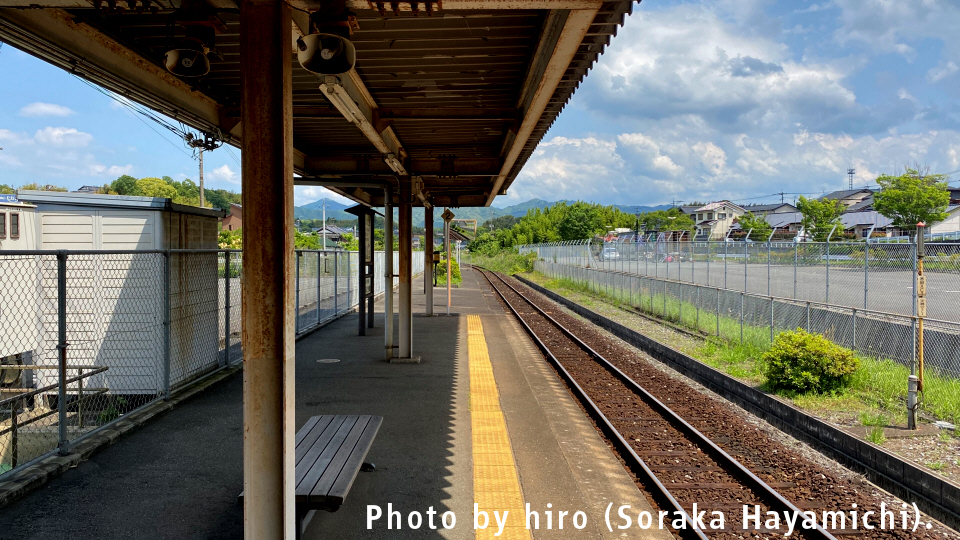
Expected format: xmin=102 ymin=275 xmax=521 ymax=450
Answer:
xmin=0 ymin=0 xmax=637 ymax=535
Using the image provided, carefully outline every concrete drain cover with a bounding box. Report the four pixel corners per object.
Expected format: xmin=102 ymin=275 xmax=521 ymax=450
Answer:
xmin=317 ymin=358 xmax=340 ymax=363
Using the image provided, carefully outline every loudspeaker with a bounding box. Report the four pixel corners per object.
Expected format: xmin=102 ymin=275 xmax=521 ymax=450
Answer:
xmin=297 ymin=33 xmax=356 ymax=75
xmin=164 ymin=37 xmax=211 ymax=78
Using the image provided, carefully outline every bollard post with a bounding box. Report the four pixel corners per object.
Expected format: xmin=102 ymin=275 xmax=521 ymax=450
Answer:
xmin=224 ymin=251 xmax=231 ymax=365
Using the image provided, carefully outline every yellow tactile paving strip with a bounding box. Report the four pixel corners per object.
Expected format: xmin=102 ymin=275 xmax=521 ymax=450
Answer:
xmin=468 ymin=315 xmax=532 ymax=540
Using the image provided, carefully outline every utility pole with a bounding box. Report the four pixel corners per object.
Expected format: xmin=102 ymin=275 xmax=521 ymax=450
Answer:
xmin=198 ymin=148 xmax=205 ymax=208
xmin=184 ymin=131 xmax=221 ymax=208
xmin=779 ymin=192 xmax=784 ymax=204
xmin=848 ymin=168 xmax=856 ymax=190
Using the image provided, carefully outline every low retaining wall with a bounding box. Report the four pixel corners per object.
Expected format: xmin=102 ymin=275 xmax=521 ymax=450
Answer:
xmin=515 ymin=274 xmax=960 ymax=531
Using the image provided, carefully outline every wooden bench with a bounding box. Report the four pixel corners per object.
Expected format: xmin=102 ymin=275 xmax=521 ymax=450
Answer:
xmin=240 ymin=414 xmax=383 ymax=538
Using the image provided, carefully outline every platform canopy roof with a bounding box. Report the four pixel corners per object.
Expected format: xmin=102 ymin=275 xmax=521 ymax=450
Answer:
xmin=0 ymin=0 xmax=636 ymax=207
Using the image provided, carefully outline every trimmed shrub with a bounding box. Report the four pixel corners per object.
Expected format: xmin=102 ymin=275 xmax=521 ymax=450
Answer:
xmin=762 ymin=328 xmax=859 ymax=393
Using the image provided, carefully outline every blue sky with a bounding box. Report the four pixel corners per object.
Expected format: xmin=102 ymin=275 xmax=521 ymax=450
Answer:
xmin=3 ymin=0 xmax=960 ymax=208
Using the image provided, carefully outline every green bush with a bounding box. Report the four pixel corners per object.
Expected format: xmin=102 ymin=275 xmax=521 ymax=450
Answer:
xmin=762 ymin=328 xmax=859 ymax=393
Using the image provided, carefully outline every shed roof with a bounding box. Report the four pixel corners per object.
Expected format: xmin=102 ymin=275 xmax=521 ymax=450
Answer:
xmin=17 ymin=190 xmax=228 ymax=218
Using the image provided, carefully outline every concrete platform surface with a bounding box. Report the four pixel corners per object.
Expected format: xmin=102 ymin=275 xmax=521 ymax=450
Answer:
xmin=0 ymin=267 xmax=667 ymax=540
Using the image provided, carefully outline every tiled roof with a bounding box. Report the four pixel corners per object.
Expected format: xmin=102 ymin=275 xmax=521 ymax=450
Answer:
xmin=695 ymin=200 xmax=744 ymax=212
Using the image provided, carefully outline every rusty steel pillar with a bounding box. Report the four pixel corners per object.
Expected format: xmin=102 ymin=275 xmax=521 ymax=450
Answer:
xmin=398 ymin=196 xmax=413 ymax=358
xmin=384 ymin=186 xmax=394 ymax=360
xmin=240 ymin=0 xmax=295 ymax=537
xmin=424 ymin=205 xmax=434 ymax=315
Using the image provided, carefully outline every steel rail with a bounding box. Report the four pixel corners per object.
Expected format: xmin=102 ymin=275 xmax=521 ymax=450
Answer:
xmin=477 ymin=268 xmax=837 ymax=540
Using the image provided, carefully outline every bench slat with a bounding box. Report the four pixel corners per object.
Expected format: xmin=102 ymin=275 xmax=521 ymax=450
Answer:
xmin=294 ymin=416 xmax=323 ymax=448
xmin=307 ymin=415 xmax=372 ymax=504
xmin=325 ymin=416 xmax=382 ymax=506
xmin=295 ymin=415 xmax=340 ymax=465
xmin=295 ymin=416 xmax=360 ymax=500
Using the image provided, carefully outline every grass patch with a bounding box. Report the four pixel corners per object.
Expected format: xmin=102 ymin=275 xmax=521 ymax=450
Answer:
xmin=867 ymin=425 xmax=887 ymax=445
xmin=927 ymin=461 xmax=947 ymax=471
xmin=527 ymin=270 xmax=960 ymax=427
xmin=468 ymin=251 xmax=536 ymax=275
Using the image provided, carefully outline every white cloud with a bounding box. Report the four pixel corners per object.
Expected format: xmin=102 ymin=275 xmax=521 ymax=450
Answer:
xmin=19 ymin=102 xmax=75 ymax=117
xmin=833 ymin=0 xmax=960 ymax=64
xmin=581 ymin=5 xmax=865 ymax=134
xmin=207 ymin=163 xmax=239 ymax=184
xmin=33 ymin=127 xmax=92 ymax=147
xmin=927 ymin=61 xmax=958 ymax=83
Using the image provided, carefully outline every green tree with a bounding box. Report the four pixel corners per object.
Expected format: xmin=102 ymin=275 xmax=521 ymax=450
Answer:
xmin=133 ymin=177 xmax=178 ymax=199
xmin=294 ymin=231 xmax=321 ymax=249
xmin=639 ymin=208 xmax=694 ymax=232
xmin=796 ymin=195 xmax=844 ymax=241
xmin=19 ymin=183 xmax=68 ymax=192
xmin=110 ymin=175 xmax=138 ymax=195
xmin=737 ymin=211 xmax=772 ymax=239
xmin=872 ymin=167 xmax=950 ymax=233
xmin=0 ymin=184 xmax=15 ymax=194
xmin=558 ymin=202 xmax=600 ymax=240
xmin=218 ymin=227 xmax=242 ymax=249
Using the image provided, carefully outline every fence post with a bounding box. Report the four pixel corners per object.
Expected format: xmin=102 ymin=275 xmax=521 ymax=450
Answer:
xmin=663 ymin=279 xmax=667 ymax=319
xmin=793 ymin=242 xmax=798 ymax=299
xmin=826 ymin=225 xmax=837 ymax=304
xmin=10 ymin=397 xmax=18 ymax=467
xmin=740 ymin=291 xmax=744 ymax=344
xmin=224 ymin=251 xmax=231 ymax=365
xmin=347 ymin=251 xmax=352 ymax=312
xmin=769 ymin=295 xmax=774 ymax=343
xmin=716 ymin=288 xmax=720 ymax=336
xmin=724 ymin=240 xmax=728 ymax=289
xmin=334 ymin=251 xmax=339 ymax=316
xmin=692 ymin=241 xmax=696 ymax=285
xmin=806 ymin=301 xmax=811 ymax=331
xmin=696 ymin=285 xmax=700 ymax=330
xmin=706 ymin=241 xmax=710 ymax=287
xmin=295 ymin=250 xmax=301 ymax=332
xmin=912 ymin=241 xmax=918 ymax=372
xmin=317 ymin=251 xmax=325 ymax=325
xmin=744 ymin=233 xmax=749 ymax=293
xmin=162 ymin=250 xmax=171 ymax=401
xmin=57 ymin=251 xmax=69 ymax=455
xmin=863 ymin=244 xmax=869 ymax=309
xmin=852 ymin=308 xmax=857 ymax=350
xmin=767 ymin=238 xmax=771 ymax=297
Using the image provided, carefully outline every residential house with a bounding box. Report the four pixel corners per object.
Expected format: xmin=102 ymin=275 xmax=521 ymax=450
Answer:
xmin=312 ymin=224 xmax=352 ymax=244
xmin=741 ymin=202 xmax=798 ymax=217
xmin=819 ymin=189 xmax=875 ymax=208
xmin=694 ymin=201 xmax=744 ymax=240
xmin=222 ymin=202 xmax=242 ymax=231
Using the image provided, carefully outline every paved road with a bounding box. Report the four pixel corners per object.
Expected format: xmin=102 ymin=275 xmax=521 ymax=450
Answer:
xmin=551 ymin=256 xmax=960 ymax=325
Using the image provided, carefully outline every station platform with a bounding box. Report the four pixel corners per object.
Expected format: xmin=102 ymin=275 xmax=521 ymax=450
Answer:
xmin=0 ymin=268 xmax=669 ymax=540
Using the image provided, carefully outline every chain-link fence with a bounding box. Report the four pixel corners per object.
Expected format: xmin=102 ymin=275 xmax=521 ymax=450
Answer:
xmin=521 ymin=239 xmax=960 ymax=323
xmin=533 ymin=258 xmax=960 ymax=423
xmin=0 ymin=248 xmax=411 ymax=479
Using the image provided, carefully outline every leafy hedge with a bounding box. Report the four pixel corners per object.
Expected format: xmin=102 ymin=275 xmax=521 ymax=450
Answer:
xmin=762 ymin=328 xmax=859 ymax=393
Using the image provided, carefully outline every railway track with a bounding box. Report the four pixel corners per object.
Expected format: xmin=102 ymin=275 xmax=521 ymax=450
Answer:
xmin=478 ymin=268 xmax=841 ymax=540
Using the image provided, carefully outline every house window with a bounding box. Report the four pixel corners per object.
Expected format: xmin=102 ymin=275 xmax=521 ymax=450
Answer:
xmin=697 ymin=213 xmax=702 ymax=220
xmin=9 ymin=213 xmax=18 ymax=239
xmin=719 ymin=213 xmax=726 ymax=219
xmin=0 ymin=213 xmax=5 ymax=239
xmin=707 ymin=212 xmax=714 ymax=220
